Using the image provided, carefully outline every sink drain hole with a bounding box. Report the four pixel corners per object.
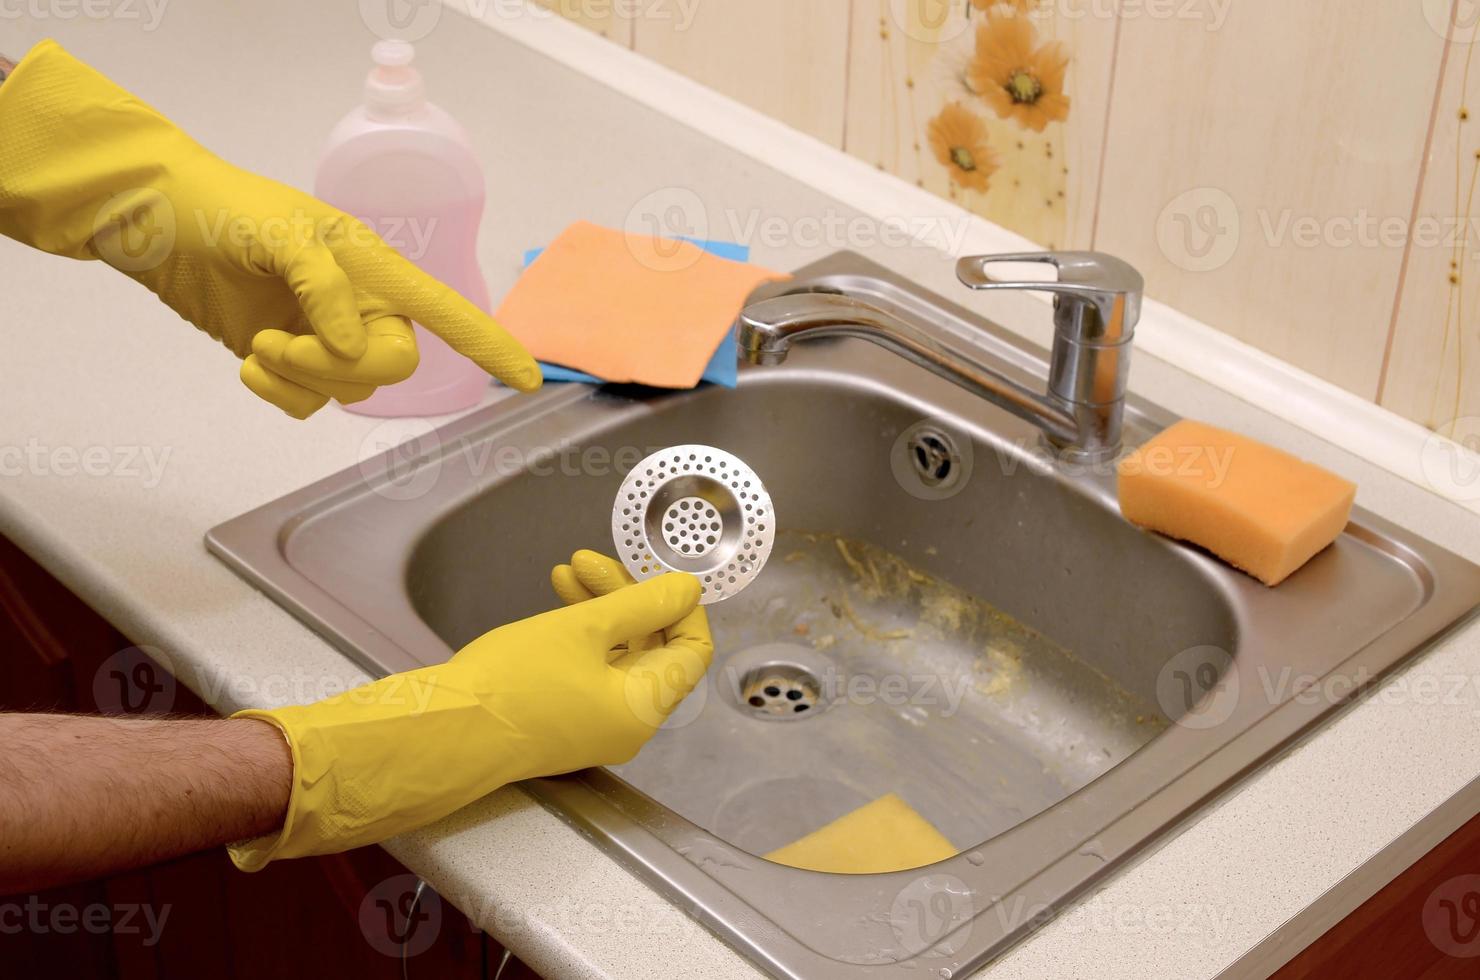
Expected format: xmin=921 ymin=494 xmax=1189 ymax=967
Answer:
xmin=739 ymin=664 xmax=822 ymax=720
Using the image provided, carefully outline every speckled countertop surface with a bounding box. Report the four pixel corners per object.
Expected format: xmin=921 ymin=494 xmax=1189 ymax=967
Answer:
xmin=4 ymin=3 xmax=1480 ymax=978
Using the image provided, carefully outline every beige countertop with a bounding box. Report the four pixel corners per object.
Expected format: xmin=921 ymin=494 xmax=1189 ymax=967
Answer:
xmin=4 ymin=3 xmax=1480 ymax=977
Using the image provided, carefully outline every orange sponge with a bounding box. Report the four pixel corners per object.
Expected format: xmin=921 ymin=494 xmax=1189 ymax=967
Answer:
xmin=1117 ymin=420 xmax=1355 ymax=586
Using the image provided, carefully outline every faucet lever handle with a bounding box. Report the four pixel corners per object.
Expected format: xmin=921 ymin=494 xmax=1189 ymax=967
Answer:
xmin=957 ymin=250 xmax=1142 ymax=452
xmin=955 ymin=251 xmax=1143 ymax=343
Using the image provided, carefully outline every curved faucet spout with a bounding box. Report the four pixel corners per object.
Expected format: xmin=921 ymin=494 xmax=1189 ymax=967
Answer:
xmin=736 ymin=251 xmax=1143 ymax=461
xmin=737 ymin=292 xmax=1082 ymax=451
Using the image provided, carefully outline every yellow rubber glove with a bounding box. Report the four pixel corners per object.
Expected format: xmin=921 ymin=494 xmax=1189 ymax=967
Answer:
xmin=552 ymin=548 xmax=667 ymax=655
xmin=0 ymin=41 xmax=541 ymax=418
xmin=227 ymin=563 xmax=711 ymax=871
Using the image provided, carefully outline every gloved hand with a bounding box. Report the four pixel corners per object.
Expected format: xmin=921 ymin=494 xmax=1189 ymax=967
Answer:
xmin=551 ymin=548 xmax=667 ymax=655
xmin=227 ymin=558 xmax=711 ymax=871
xmin=0 ymin=41 xmax=541 ymax=418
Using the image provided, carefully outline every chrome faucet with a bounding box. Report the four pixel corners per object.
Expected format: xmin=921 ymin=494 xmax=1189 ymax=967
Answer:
xmin=736 ymin=251 xmax=1143 ymax=461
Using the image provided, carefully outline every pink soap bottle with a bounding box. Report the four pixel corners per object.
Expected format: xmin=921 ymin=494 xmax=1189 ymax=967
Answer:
xmin=316 ymin=40 xmax=492 ymax=416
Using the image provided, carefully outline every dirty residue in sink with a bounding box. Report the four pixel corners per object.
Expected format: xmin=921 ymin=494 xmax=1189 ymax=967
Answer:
xmin=617 ymin=529 xmax=1170 ymax=857
xmin=756 ymin=531 xmax=1161 ymax=756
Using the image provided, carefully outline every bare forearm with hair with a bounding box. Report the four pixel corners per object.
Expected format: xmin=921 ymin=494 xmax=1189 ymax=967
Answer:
xmin=0 ymin=713 xmax=292 ymax=891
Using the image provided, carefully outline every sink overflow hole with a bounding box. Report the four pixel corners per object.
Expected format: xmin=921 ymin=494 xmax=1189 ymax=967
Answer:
xmin=908 ymin=429 xmax=959 ymax=487
xmin=738 ymin=665 xmax=821 ymax=720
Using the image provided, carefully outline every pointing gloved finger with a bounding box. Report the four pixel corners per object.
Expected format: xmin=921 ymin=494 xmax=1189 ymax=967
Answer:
xmin=345 ymin=241 xmax=542 ymax=392
xmin=281 ymin=315 xmax=420 ymax=385
xmin=280 ymin=240 xmax=367 ymax=360
xmin=251 ymin=331 xmax=377 ymax=404
xmin=240 ymin=355 xmax=330 ymax=419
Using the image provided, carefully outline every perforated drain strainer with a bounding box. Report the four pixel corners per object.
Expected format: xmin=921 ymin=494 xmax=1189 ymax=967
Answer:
xmin=611 ymin=445 xmax=776 ymax=604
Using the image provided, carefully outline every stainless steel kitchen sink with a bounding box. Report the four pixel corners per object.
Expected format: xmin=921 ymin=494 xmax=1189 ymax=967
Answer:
xmin=207 ymin=252 xmax=1480 ymax=978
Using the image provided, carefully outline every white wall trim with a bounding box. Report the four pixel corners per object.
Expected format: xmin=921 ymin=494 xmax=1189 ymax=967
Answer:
xmin=445 ymin=0 xmax=1480 ymax=515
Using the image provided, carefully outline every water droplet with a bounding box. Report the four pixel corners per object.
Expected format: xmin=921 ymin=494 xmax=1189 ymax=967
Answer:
xmin=898 ymin=704 xmax=928 ymax=727
xmin=965 ymin=851 xmax=985 ymax=866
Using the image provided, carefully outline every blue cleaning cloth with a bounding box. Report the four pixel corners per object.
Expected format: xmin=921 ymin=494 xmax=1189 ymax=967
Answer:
xmin=520 ymin=238 xmax=749 ymax=388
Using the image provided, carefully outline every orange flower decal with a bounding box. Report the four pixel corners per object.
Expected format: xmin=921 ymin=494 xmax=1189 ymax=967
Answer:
xmin=968 ymin=15 xmax=1070 ymax=132
xmin=927 ymin=103 xmax=1000 ymax=193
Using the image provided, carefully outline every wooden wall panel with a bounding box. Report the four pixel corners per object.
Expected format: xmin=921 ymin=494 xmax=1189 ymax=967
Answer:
xmin=1382 ymin=16 xmax=1480 ymax=435
xmin=1091 ymin=1 xmax=1444 ymax=399
xmin=630 ymin=0 xmax=853 ymax=148
xmin=534 ymin=0 xmax=634 ymax=48
xmin=536 ymin=0 xmax=1474 ymax=432
xmin=842 ymin=0 xmax=1118 ymax=250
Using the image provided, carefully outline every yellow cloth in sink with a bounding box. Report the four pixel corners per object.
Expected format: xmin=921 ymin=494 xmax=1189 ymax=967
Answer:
xmin=764 ymin=793 xmax=957 ymax=874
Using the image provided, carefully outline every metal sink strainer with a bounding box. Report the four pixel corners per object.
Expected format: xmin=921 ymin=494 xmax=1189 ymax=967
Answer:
xmin=611 ymin=445 xmax=776 ymax=604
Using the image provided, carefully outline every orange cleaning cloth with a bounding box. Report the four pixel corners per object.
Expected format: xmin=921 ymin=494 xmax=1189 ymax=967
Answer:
xmin=1117 ymin=419 xmax=1356 ymax=586
xmin=494 ymin=221 xmax=789 ymax=388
